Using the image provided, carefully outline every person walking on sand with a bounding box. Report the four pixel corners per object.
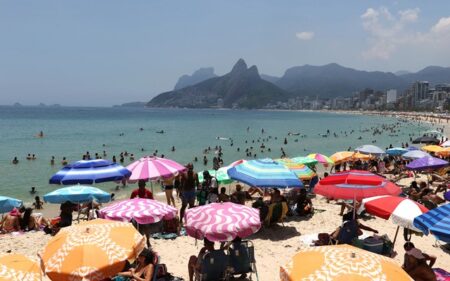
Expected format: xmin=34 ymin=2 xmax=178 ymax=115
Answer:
xmin=180 ymin=163 xmax=198 ymax=223
xmin=162 ymin=177 xmax=176 ymax=207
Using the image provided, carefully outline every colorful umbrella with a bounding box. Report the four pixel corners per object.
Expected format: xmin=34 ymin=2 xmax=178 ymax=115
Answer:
xmin=43 ymin=185 xmax=111 ymax=204
xmin=406 ymin=156 xmax=449 ymax=171
xmin=413 ymin=203 xmax=450 ymax=243
xmin=329 ymin=151 xmax=354 ymax=164
xmin=99 ymin=198 xmax=177 ymax=224
xmin=360 ymin=195 xmax=428 ymax=231
xmin=421 ymin=145 xmax=444 ymax=153
xmin=291 ymin=157 xmax=319 ymax=167
xmin=184 ymin=202 xmax=261 ymax=241
xmin=407 ymin=146 xmax=419 ymax=151
xmin=445 ymin=191 xmax=450 ymax=201
xmin=0 ymin=196 xmax=22 ymax=213
xmin=41 ymin=219 xmax=145 ymax=281
xmin=412 ymin=136 xmax=440 ymax=145
xmin=352 ymin=152 xmax=374 ymax=161
xmin=306 ymin=154 xmax=334 ymax=165
xmin=402 ymin=150 xmax=430 ymax=159
xmin=314 ymin=170 xmax=401 ymax=200
xmin=275 ymin=158 xmax=316 ymax=180
xmin=354 ymin=144 xmax=385 ymax=155
xmin=198 ymin=167 xmax=233 ymax=184
xmin=227 ymin=158 xmax=303 ymax=188
xmin=437 ymin=147 xmax=450 ymax=157
xmin=386 ymin=147 xmax=408 ymax=156
xmin=280 ymin=244 xmax=412 ymax=281
xmin=0 ymin=254 xmax=42 ymax=281
xmin=49 ymin=159 xmax=131 ymax=185
xmin=126 ymin=156 xmax=186 ymax=182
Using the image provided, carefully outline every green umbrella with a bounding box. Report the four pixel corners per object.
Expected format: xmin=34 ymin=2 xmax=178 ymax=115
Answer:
xmin=198 ymin=167 xmax=233 ymax=184
xmin=291 ymin=156 xmax=319 ymax=167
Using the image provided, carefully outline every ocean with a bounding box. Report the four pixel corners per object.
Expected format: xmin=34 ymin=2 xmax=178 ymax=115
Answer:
xmin=0 ymin=106 xmax=430 ymax=202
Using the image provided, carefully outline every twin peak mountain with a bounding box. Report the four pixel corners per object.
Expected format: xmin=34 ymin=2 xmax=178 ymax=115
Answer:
xmin=148 ymin=59 xmax=450 ymax=109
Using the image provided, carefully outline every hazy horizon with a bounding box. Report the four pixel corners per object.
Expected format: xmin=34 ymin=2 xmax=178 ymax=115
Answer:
xmin=1 ymin=1 xmax=450 ymax=106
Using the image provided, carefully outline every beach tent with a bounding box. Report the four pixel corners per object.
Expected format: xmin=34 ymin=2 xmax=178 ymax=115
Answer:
xmin=414 ymin=204 xmax=450 ymax=243
xmin=412 ymin=136 xmax=440 ymax=145
xmin=0 ymin=196 xmax=22 ymax=213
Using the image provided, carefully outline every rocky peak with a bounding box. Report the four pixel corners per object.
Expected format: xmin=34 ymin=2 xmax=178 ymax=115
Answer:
xmin=231 ymin=58 xmax=248 ymax=74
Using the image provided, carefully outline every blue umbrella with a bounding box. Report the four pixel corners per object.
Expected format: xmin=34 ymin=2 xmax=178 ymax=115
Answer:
xmin=49 ymin=159 xmax=131 ymax=185
xmin=407 ymin=146 xmax=419 ymax=151
xmin=44 ymin=185 xmax=111 ymax=204
xmin=0 ymin=196 xmax=23 ymax=213
xmin=227 ymin=158 xmax=303 ymax=188
xmin=386 ymin=147 xmax=408 ymax=156
xmin=402 ymin=150 xmax=430 ymax=160
xmin=413 ymin=204 xmax=450 ymax=243
xmin=354 ymin=145 xmax=385 ymax=155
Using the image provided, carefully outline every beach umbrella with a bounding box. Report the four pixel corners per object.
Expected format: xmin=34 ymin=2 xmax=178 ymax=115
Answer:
xmin=227 ymin=158 xmax=303 ymax=188
xmin=49 ymin=159 xmax=131 ymax=185
xmin=412 ymin=136 xmax=440 ymax=145
xmin=424 ymin=129 xmax=445 ymax=138
xmin=0 ymin=254 xmax=42 ymax=281
xmin=184 ymin=202 xmax=261 ymax=241
xmin=406 ymin=156 xmax=449 ymax=171
xmin=402 ymin=150 xmax=430 ymax=160
xmin=436 ymin=147 xmax=450 ymax=157
xmin=227 ymin=159 xmax=246 ymax=167
xmin=99 ymin=198 xmax=177 ymax=224
xmin=0 ymin=196 xmax=22 ymax=213
xmin=126 ymin=156 xmax=186 ymax=182
xmin=354 ymin=144 xmax=385 ymax=155
xmin=407 ymin=146 xmax=419 ymax=151
xmin=41 ymin=219 xmax=145 ymax=281
xmin=444 ymin=191 xmax=450 ymax=201
xmin=291 ymin=157 xmax=319 ymax=167
xmin=314 ymin=170 xmax=401 ymax=201
xmin=441 ymin=140 xmax=450 ymax=147
xmin=306 ymin=154 xmax=334 ymax=165
xmin=198 ymin=167 xmax=233 ymax=184
xmin=360 ymin=195 xmax=428 ymax=232
xmin=351 ymin=152 xmax=374 ymax=161
xmin=413 ymin=204 xmax=450 ymax=243
xmin=280 ymin=244 xmax=411 ymax=281
xmin=43 ymin=185 xmax=111 ymax=204
xmin=275 ymin=159 xmax=316 ymax=180
xmin=329 ymin=151 xmax=354 ymax=164
xmin=386 ymin=147 xmax=408 ymax=156
xmin=421 ymin=145 xmax=444 ymax=153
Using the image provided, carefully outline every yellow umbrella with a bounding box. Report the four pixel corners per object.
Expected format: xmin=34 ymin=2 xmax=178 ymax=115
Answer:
xmin=280 ymin=245 xmax=412 ymax=281
xmin=0 ymin=254 xmax=42 ymax=281
xmin=41 ymin=219 xmax=146 ymax=281
xmin=422 ymin=145 xmax=444 ymax=153
xmin=352 ymin=152 xmax=373 ymax=161
xmin=437 ymin=147 xmax=450 ymax=156
xmin=330 ymin=151 xmax=354 ymax=164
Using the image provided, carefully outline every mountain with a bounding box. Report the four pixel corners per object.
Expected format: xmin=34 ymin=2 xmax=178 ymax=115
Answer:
xmin=148 ymin=59 xmax=291 ymax=109
xmin=115 ymin=101 xmax=146 ymax=107
xmin=274 ymin=63 xmax=408 ymax=98
xmin=399 ymin=66 xmax=450 ymax=85
xmin=260 ymin=74 xmax=280 ymax=84
xmin=394 ymin=70 xmax=411 ymax=76
xmin=174 ymin=67 xmax=217 ymax=90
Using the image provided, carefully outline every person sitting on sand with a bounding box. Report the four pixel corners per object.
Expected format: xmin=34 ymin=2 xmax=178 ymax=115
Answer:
xmin=130 ymin=180 xmax=154 ymax=199
xmin=231 ymin=184 xmax=247 ymax=205
xmin=0 ymin=208 xmax=21 ymax=233
xmin=270 ymin=188 xmax=285 ymax=204
xmin=402 ymin=242 xmax=437 ymax=281
xmin=188 ymin=238 xmax=216 ymax=281
xmin=116 ymin=248 xmax=155 ymax=281
xmin=19 ymin=207 xmax=38 ymax=231
xmin=295 ymin=189 xmax=313 ymax=216
xmin=32 ymin=196 xmax=44 ymax=210
xmin=218 ymin=187 xmax=230 ymax=202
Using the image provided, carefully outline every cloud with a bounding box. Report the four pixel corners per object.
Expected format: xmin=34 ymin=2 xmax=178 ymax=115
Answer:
xmin=296 ymin=31 xmax=314 ymax=40
xmin=431 ymin=17 xmax=450 ymax=33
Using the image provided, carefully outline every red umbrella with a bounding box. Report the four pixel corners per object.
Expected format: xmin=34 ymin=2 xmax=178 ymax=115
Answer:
xmin=314 ymin=170 xmax=401 ymax=201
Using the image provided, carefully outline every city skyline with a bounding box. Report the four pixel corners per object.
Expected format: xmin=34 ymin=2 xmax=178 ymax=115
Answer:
xmin=1 ymin=1 xmax=450 ymax=106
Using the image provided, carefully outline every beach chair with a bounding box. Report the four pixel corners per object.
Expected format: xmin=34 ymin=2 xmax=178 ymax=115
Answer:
xmin=265 ymin=202 xmax=288 ymax=226
xmin=228 ymin=240 xmax=259 ymax=281
xmin=196 ymin=250 xmax=229 ymax=281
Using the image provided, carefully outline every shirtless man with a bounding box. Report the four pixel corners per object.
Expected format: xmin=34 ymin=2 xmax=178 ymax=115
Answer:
xmin=402 ymin=242 xmax=437 ymax=281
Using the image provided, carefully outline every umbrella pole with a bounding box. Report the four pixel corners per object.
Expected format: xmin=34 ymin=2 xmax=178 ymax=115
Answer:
xmin=392 ymin=226 xmax=400 ymax=247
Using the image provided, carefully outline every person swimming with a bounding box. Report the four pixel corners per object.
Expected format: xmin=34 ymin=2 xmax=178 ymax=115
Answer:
xmin=30 ymin=187 xmax=36 ymax=194
xmin=156 ymin=130 xmax=164 ymax=134
xmin=12 ymin=157 xmax=19 ymax=164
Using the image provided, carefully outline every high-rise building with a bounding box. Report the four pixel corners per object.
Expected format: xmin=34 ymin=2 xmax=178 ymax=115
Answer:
xmin=412 ymin=81 xmax=429 ymax=106
xmin=386 ymin=89 xmax=397 ymax=103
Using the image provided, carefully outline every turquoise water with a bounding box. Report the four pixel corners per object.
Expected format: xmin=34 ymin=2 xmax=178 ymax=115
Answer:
xmin=0 ymin=106 xmax=429 ymax=202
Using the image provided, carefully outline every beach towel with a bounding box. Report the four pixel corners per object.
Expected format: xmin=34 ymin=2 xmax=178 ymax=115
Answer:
xmin=151 ymin=228 xmax=186 ymax=239
xmin=434 ymin=268 xmax=450 ymax=281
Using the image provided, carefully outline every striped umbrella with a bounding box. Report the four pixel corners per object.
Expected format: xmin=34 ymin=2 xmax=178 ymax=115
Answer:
xmin=49 ymin=159 xmax=131 ymax=185
xmin=422 ymin=145 xmax=444 ymax=153
xmin=402 ymin=150 xmax=430 ymax=159
xmin=184 ymin=202 xmax=261 ymax=241
xmin=386 ymin=147 xmax=409 ymax=156
xmin=291 ymin=157 xmax=319 ymax=167
xmin=413 ymin=204 xmax=450 ymax=243
xmin=198 ymin=167 xmax=233 ymax=184
xmin=126 ymin=156 xmax=187 ymax=182
xmin=314 ymin=170 xmax=401 ymax=200
xmin=43 ymin=185 xmax=111 ymax=204
xmin=275 ymin=158 xmax=316 ymax=180
xmin=0 ymin=196 xmax=23 ymax=213
xmin=306 ymin=154 xmax=334 ymax=165
xmin=0 ymin=254 xmax=42 ymax=281
xmin=355 ymin=144 xmax=385 ymax=155
xmin=227 ymin=158 xmax=303 ymax=188
xmin=329 ymin=151 xmax=354 ymax=164
xmin=99 ymin=198 xmax=177 ymax=224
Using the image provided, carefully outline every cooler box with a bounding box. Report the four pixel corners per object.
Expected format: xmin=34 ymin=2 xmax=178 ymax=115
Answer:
xmin=363 ymin=237 xmax=384 ymax=254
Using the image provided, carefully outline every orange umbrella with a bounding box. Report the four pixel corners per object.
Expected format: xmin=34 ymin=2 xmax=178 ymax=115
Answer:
xmin=0 ymin=254 xmax=42 ymax=281
xmin=280 ymin=245 xmax=412 ymax=281
xmin=330 ymin=151 xmax=354 ymax=164
xmin=352 ymin=152 xmax=374 ymax=161
xmin=41 ymin=219 xmax=145 ymax=281
xmin=422 ymin=145 xmax=444 ymax=153
xmin=436 ymin=147 xmax=450 ymax=156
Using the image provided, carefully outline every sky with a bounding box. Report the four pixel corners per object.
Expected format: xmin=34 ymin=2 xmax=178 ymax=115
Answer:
xmin=1 ymin=0 xmax=450 ymax=106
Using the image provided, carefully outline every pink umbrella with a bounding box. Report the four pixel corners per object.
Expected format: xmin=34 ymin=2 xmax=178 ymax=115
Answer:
xmin=126 ymin=156 xmax=187 ymax=182
xmin=99 ymin=198 xmax=177 ymax=224
xmin=184 ymin=202 xmax=261 ymax=241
